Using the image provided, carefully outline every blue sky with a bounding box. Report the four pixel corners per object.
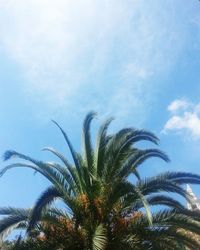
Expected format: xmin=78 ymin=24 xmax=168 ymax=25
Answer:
xmin=0 ymin=0 xmax=200 ymax=211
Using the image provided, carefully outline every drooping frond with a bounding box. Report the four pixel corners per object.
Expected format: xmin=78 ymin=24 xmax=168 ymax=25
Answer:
xmin=105 ymin=128 xmax=159 ymax=170
xmin=151 ymin=210 xmax=200 ymax=234
xmin=173 ymin=207 xmax=200 ymax=222
xmin=128 ymin=209 xmax=200 ymax=235
xmin=156 ymin=171 xmax=200 ymax=185
xmin=132 ymin=226 xmax=200 ymax=250
xmin=0 ymin=207 xmax=31 ymax=216
xmin=106 ymin=128 xmax=159 ymax=156
xmin=122 ymin=178 xmax=191 ymax=213
xmin=136 ymin=176 xmax=190 ymax=200
xmin=0 ymin=208 xmax=30 ymax=239
xmin=129 ymin=194 xmax=185 ymax=213
xmin=28 ymin=186 xmax=63 ymax=232
xmin=146 ymin=195 xmax=185 ymax=210
xmin=1 ymin=153 xmax=72 ymax=195
xmin=0 ymin=163 xmax=44 ymax=179
xmin=109 ymin=149 xmax=170 ymax=181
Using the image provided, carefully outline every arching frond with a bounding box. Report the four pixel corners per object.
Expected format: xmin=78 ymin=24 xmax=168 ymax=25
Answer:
xmin=46 ymin=161 xmax=76 ymax=194
xmin=156 ymin=171 xmax=200 ymax=185
xmin=136 ymin=177 xmax=190 ymax=200
xmin=0 ymin=207 xmax=31 ymax=216
xmin=43 ymin=147 xmax=83 ymax=193
xmin=109 ymin=149 xmax=169 ymax=181
xmin=0 ymin=209 xmax=30 ymax=239
xmin=151 ymin=210 xmax=200 ymax=234
xmin=52 ymin=120 xmax=82 ymax=178
xmin=105 ymin=128 xmax=159 ymax=169
xmin=135 ymin=195 xmax=185 ymax=211
xmin=1 ymin=157 xmax=71 ymax=195
xmin=28 ymin=186 xmax=63 ymax=232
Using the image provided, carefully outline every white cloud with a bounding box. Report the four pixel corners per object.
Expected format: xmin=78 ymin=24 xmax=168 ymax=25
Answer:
xmin=167 ymin=99 xmax=191 ymax=113
xmin=163 ymin=100 xmax=200 ymax=139
xmin=0 ymin=0 xmax=196 ymax=124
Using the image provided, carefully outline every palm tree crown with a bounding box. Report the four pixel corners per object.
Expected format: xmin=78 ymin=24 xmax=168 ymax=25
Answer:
xmin=0 ymin=112 xmax=200 ymax=249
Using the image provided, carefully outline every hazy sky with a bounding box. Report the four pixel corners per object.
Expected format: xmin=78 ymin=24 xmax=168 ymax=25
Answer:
xmin=0 ymin=0 xmax=200 ymax=210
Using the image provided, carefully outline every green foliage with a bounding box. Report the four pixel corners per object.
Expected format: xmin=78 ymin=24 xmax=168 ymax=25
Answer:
xmin=0 ymin=112 xmax=200 ymax=249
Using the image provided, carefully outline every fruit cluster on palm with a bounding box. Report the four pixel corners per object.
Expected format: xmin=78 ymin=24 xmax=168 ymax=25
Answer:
xmin=0 ymin=112 xmax=200 ymax=249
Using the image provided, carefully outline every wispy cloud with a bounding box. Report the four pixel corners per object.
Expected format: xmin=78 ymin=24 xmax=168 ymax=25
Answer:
xmin=163 ymin=99 xmax=200 ymax=139
xmin=167 ymin=99 xmax=191 ymax=113
xmin=0 ymin=0 xmax=197 ymax=123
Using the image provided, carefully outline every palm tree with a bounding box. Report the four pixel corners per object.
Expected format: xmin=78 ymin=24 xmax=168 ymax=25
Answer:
xmin=0 ymin=112 xmax=200 ymax=249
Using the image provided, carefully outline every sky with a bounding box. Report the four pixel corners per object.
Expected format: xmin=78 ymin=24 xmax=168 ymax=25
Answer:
xmin=0 ymin=0 xmax=200 ymax=213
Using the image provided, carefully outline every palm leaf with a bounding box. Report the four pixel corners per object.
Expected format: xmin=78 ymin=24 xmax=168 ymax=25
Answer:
xmin=43 ymin=147 xmax=83 ymax=193
xmin=93 ymin=224 xmax=107 ymax=250
xmin=0 ymin=211 xmax=30 ymax=239
xmin=96 ymin=117 xmax=113 ymax=177
xmin=111 ymin=149 xmax=170 ymax=181
xmin=82 ymin=111 xmax=96 ymax=174
xmin=27 ymin=186 xmax=63 ymax=232
xmin=52 ymin=120 xmax=82 ymax=178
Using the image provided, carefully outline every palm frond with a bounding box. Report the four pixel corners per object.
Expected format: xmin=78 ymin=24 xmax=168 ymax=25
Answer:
xmin=0 ymin=159 xmax=70 ymax=195
xmin=43 ymin=147 xmax=83 ymax=193
xmin=107 ymin=129 xmax=159 ymax=164
xmin=136 ymin=177 xmax=190 ymax=200
xmin=112 ymin=149 xmax=169 ymax=181
xmin=52 ymin=120 xmax=82 ymax=178
xmin=28 ymin=186 xmax=63 ymax=232
xmin=0 ymin=207 xmax=31 ymax=216
xmin=93 ymin=224 xmax=107 ymax=250
xmin=0 ymin=210 xmax=30 ymax=239
xmin=157 ymin=171 xmax=200 ymax=185
xmin=82 ymin=111 xmax=96 ymax=174
xmin=134 ymin=187 xmax=153 ymax=226
xmin=96 ymin=117 xmax=113 ymax=177
xmin=151 ymin=209 xmax=200 ymax=234
xmin=146 ymin=195 xmax=185 ymax=210
xmin=46 ymin=161 xmax=76 ymax=194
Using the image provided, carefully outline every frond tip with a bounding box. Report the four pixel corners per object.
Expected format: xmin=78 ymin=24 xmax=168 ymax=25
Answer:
xmin=2 ymin=150 xmax=17 ymax=161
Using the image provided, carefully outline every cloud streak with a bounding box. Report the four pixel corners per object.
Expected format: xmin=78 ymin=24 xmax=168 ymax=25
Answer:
xmin=0 ymin=0 xmax=197 ymax=124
